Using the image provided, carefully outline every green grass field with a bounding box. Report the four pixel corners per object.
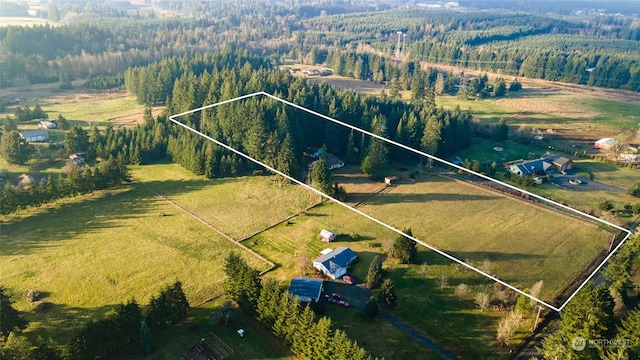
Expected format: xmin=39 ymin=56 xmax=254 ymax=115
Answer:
xmin=357 ymin=175 xmax=609 ymax=302
xmin=131 ymin=164 xmax=321 ymax=240
xmin=1 ymin=164 xmax=315 ymax=349
xmin=581 ymin=98 xmax=640 ymax=128
xmin=573 ymin=160 xmax=640 ymax=189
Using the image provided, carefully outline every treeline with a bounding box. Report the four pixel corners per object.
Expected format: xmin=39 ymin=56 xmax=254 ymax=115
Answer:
xmin=122 ymin=49 xmax=472 ymax=179
xmin=223 ymin=253 xmax=378 ymax=360
xmin=0 ymin=282 xmax=189 ymax=359
xmin=0 ymin=157 xmax=129 ymax=215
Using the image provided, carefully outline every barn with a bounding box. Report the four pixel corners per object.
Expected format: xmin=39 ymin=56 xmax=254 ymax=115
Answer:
xmin=319 ymin=229 xmax=337 ymax=242
xmin=594 ymin=138 xmax=617 ymax=150
xmin=20 ymin=129 xmax=49 ymax=143
xmin=288 ymin=277 xmax=324 ymax=304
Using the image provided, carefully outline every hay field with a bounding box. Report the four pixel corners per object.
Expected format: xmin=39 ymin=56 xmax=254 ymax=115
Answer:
xmin=358 ymin=175 xmax=610 ymax=302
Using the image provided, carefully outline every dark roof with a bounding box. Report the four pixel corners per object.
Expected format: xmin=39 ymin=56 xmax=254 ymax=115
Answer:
xmin=313 ymin=247 xmax=358 ymax=273
xmin=288 ymin=277 xmax=323 ymax=303
xmin=553 ymin=157 xmax=572 ymax=166
xmin=512 ymin=158 xmax=552 ymax=176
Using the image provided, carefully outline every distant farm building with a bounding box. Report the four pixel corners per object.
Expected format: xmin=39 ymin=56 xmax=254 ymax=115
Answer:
xmin=385 ymin=176 xmax=398 ymax=185
xmin=319 ymin=229 xmax=337 ymax=242
xmin=313 ymin=247 xmax=358 ymax=280
xmin=39 ymin=119 xmax=57 ymax=129
xmin=594 ymin=138 xmax=617 ymax=150
xmin=552 ymin=157 xmax=573 ymax=173
xmin=326 ymin=153 xmax=345 ymax=170
xmin=288 ymin=277 xmax=324 ymax=304
xmin=69 ymin=154 xmax=85 ymax=165
xmin=20 ymin=129 xmax=49 ymax=143
xmin=7 ymin=174 xmax=46 ymax=189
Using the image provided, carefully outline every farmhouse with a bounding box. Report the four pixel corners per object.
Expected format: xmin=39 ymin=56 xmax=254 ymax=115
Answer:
xmin=312 ymin=247 xmax=358 ymax=280
xmin=552 ymin=157 xmax=573 ymax=173
xmin=69 ymin=154 xmax=85 ymax=165
xmin=288 ymin=277 xmax=324 ymax=304
xmin=20 ymin=129 xmax=49 ymax=143
xmin=319 ymin=229 xmax=337 ymax=242
xmin=594 ymin=138 xmax=617 ymax=150
xmin=508 ymin=158 xmax=553 ymax=176
xmin=39 ymin=119 xmax=57 ymax=129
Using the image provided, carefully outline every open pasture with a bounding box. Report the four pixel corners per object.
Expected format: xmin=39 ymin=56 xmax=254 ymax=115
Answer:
xmin=357 ymin=175 xmax=611 ymax=303
xmin=130 ymin=164 xmax=321 ymax=240
xmin=0 ymin=165 xmax=277 ymax=344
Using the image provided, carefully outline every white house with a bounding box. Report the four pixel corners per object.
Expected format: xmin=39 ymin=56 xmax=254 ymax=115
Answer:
xmin=312 ymin=247 xmax=358 ymax=280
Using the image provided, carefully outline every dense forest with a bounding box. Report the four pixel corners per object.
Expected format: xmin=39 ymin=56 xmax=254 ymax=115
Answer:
xmin=1 ymin=1 xmax=639 ymax=91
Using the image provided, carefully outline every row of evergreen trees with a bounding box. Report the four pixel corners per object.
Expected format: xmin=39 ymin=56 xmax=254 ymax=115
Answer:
xmin=0 ymin=282 xmax=189 ymax=359
xmin=222 ymin=253 xmax=377 ymax=360
xmin=0 ymin=157 xmax=129 ymax=216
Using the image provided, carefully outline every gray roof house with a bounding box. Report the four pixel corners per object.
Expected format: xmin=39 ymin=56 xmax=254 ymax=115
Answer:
xmin=508 ymin=158 xmax=553 ymax=177
xmin=288 ymin=277 xmax=324 ymax=304
xmin=312 ymin=247 xmax=358 ymax=280
xmin=20 ymin=129 xmax=49 ymax=143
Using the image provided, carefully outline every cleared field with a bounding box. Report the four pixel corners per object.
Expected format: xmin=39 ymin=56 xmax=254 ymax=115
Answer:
xmin=573 ymin=160 xmax=640 ymax=189
xmin=358 ymin=175 xmax=610 ymax=302
xmin=0 ymin=16 xmax=56 ymax=26
xmin=0 ymin=165 xmax=280 ymax=345
xmin=131 ymin=164 xmax=322 ymax=240
xmin=245 ymin=200 xmax=507 ymax=358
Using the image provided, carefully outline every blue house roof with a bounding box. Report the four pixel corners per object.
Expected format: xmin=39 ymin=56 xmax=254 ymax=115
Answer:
xmin=511 ymin=158 xmax=552 ymax=176
xmin=312 ymin=247 xmax=358 ymax=279
xmin=288 ymin=277 xmax=324 ymax=304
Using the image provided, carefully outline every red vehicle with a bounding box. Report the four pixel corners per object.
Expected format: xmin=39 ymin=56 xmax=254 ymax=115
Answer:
xmin=338 ymin=300 xmax=350 ymax=307
xmin=342 ymin=275 xmax=354 ymax=284
xmin=331 ymin=292 xmax=341 ymax=299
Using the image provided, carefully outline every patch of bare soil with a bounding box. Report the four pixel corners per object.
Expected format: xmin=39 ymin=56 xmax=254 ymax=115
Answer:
xmin=494 ymin=98 xmax=600 ymax=120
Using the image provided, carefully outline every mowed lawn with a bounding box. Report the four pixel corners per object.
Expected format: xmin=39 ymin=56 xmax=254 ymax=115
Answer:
xmin=358 ymin=175 xmax=609 ymax=302
xmin=130 ymin=164 xmax=322 ymax=240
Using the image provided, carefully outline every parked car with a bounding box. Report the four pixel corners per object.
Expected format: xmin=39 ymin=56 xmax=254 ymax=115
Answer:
xmin=342 ymin=275 xmax=354 ymax=284
xmin=338 ymin=300 xmax=350 ymax=307
xmin=327 ymin=297 xmax=339 ymax=304
xmin=330 ymin=292 xmax=341 ymax=299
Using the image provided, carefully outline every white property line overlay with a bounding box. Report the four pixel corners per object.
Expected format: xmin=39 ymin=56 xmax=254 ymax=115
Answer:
xmin=170 ymin=91 xmax=632 ymax=312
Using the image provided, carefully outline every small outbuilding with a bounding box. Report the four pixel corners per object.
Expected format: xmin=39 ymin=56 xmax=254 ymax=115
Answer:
xmin=39 ymin=119 xmax=57 ymax=129
xmin=384 ymin=176 xmax=398 ymax=185
xmin=319 ymin=229 xmax=337 ymax=242
xmin=552 ymin=157 xmax=573 ymax=173
xmin=20 ymin=129 xmax=49 ymax=143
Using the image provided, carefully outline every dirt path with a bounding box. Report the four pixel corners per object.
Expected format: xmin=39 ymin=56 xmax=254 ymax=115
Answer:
xmin=378 ymin=310 xmax=462 ymax=360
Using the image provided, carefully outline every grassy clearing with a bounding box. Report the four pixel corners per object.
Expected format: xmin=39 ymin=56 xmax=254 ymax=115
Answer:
xmin=580 ymin=98 xmax=640 ymax=129
xmin=358 ymin=175 xmax=609 ymax=302
xmin=454 ymin=138 xmax=549 ymax=164
xmin=573 ymin=160 xmax=640 ymax=189
xmin=0 ymin=165 xmax=277 ymax=346
xmin=130 ymin=164 xmax=322 ymax=240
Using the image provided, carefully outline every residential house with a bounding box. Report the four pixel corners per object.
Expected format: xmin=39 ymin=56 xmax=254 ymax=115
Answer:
xmin=385 ymin=176 xmax=398 ymax=185
xmin=20 ymin=129 xmax=49 ymax=143
xmin=7 ymin=174 xmax=46 ymax=189
xmin=288 ymin=277 xmax=324 ymax=304
xmin=312 ymin=247 xmax=358 ymax=280
xmin=508 ymin=158 xmax=554 ymax=177
xmin=39 ymin=119 xmax=57 ymax=129
xmin=319 ymin=229 xmax=337 ymax=242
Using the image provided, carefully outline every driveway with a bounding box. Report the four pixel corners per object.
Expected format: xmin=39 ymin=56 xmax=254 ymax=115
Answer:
xmin=549 ymin=171 xmax=625 ymax=193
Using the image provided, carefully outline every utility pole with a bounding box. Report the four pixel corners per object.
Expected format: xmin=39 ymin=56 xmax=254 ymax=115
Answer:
xmin=532 ymin=305 xmax=543 ymax=331
xmin=396 ymin=31 xmax=402 ymax=60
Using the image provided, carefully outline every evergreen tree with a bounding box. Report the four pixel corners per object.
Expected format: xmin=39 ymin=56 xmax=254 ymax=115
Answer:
xmin=361 ymin=139 xmax=388 ymax=181
xmin=365 ymin=255 xmax=384 ymax=289
xmin=392 ymin=228 xmax=417 ymax=264
xmin=492 ymin=118 xmax=509 ymax=141
xmin=140 ymin=320 xmax=154 ymax=355
xmin=616 ymin=305 xmax=640 ymax=357
xmin=0 ymin=287 xmax=28 ymax=336
xmin=364 ymin=296 xmax=379 ymax=320
xmin=0 ymin=131 xmax=31 ymax=164
xmin=311 ymin=147 xmax=333 ymax=195
xmin=378 ymin=279 xmax=398 ymax=309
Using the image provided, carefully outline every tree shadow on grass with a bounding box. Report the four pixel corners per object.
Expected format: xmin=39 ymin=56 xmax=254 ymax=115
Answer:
xmin=0 ymin=178 xmax=236 ymax=256
xmin=366 ymin=192 xmax=500 ymax=205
